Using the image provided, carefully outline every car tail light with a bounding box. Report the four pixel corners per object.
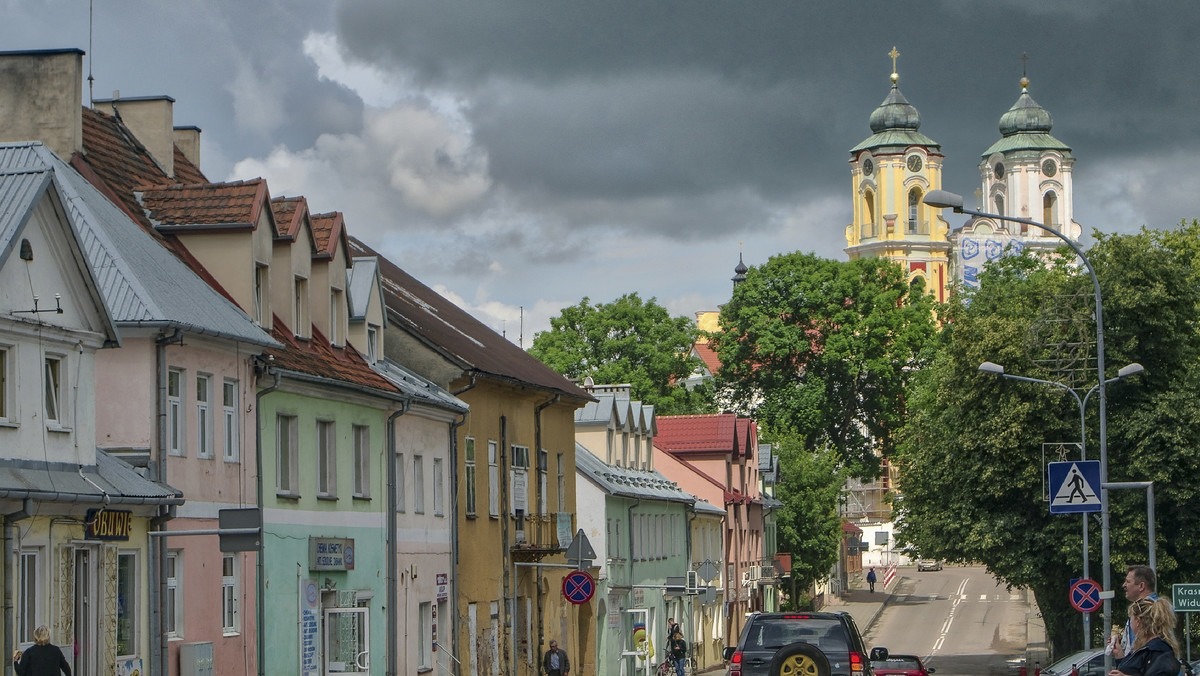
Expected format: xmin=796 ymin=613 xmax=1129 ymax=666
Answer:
xmin=850 ymin=651 xmax=865 ymax=676
xmin=729 ymin=651 xmax=743 ymax=675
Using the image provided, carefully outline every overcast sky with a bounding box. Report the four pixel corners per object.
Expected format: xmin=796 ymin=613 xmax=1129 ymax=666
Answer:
xmin=5 ymin=1 xmax=1199 ymax=342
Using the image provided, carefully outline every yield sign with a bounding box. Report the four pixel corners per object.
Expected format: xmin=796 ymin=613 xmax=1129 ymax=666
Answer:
xmin=562 ymin=570 xmax=595 ymax=605
xmin=1048 ymin=461 xmax=1102 ymax=514
xmin=1070 ymin=578 xmax=1102 ymax=613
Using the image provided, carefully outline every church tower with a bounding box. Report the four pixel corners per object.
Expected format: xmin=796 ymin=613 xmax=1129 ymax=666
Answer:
xmin=845 ymin=48 xmax=952 ymax=302
xmin=949 ymin=74 xmax=1083 ymax=290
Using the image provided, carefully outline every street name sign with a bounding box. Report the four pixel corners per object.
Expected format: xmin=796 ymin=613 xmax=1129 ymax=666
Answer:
xmin=1048 ymin=461 xmax=1102 ymax=514
xmin=1173 ymin=584 xmax=1200 ymax=611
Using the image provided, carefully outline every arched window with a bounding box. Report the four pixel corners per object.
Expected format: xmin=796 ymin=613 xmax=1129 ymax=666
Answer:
xmin=994 ymin=194 xmax=1005 ymax=218
xmin=863 ymin=189 xmax=876 ymax=237
xmin=1043 ymin=191 xmax=1058 ymax=228
xmin=908 ymin=188 xmax=924 ymax=234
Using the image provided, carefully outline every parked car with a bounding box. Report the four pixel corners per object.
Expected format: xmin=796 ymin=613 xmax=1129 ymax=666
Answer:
xmin=723 ymin=611 xmax=888 ymax=676
xmin=872 ymin=654 xmax=934 ymax=676
xmin=1040 ymin=649 xmax=1105 ymax=676
xmin=916 ymin=560 xmax=943 ymax=572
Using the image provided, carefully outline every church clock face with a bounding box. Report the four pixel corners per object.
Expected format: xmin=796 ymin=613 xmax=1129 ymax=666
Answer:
xmin=907 ymin=155 xmax=922 ymax=172
xmin=994 ymin=161 xmax=1005 ymax=179
xmin=1042 ymin=158 xmax=1057 ymax=177
xmin=863 ymin=158 xmax=873 ymax=176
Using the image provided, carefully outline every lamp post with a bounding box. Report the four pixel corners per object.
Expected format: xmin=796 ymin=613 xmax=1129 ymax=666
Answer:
xmin=978 ymin=361 xmax=1144 ymax=649
xmin=923 ymin=188 xmax=1118 ymax=645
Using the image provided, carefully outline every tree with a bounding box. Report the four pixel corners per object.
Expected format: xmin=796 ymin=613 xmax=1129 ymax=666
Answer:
xmin=711 ymin=252 xmax=937 ymax=477
xmin=895 ymin=225 xmax=1200 ymax=655
xmin=529 ymin=293 xmax=715 ymax=415
xmin=770 ymin=435 xmax=844 ymax=595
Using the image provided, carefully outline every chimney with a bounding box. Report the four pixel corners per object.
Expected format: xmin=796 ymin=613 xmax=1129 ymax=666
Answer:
xmin=94 ymin=93 xmax=176 ymax=178
xmin=0 ymin=48 xmax=84 ymax=160
xmin=173 ymin=125 xmax=201 ymax=171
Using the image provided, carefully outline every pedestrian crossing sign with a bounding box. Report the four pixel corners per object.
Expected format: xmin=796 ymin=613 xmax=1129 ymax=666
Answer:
xmin=1048 ymin=461 xmax=1102 ymax=514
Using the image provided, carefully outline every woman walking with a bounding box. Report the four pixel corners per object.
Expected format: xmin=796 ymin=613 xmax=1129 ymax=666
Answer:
xmin=13 ymin=625 xmax=71 ymax=676
xmin=1108 ymin=597 xmax=1181 ymax=676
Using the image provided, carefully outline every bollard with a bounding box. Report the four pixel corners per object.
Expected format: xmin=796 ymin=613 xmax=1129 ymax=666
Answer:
xmin=1019 ymin=666 xmax=1027 ymax=676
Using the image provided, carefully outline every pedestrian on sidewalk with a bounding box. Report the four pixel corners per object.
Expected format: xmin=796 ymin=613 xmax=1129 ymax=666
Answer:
xmin=542 ymin=639 xmax=570 ymax=676
xmin=1112 ymin=565 xmax=1158 ymax=659
xmin=1108 ymin=597 xmax=1179 ymax=676
xmin=867 ymin=567 xmax=877 ymax=593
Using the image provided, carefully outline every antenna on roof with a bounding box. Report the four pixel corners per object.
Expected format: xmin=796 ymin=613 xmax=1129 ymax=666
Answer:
xmin=519 ymin=306 xmax=524 ymax=349
xmin=87 ymin=0 xmax=95 ymax=107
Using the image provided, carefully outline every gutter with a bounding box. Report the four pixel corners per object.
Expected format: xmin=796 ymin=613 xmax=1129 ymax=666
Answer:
xmin=152 ymin=327 xmax=181 ymax=676
xmin=532 ymin=394 xmax=559 ymax=659
xmin=3 ymin=498 xmax=32 ymax=671
xmin=254 ymin=357 xmax=282 ymax=676
xmin=385 ymin=397 xmax=412 ymax=676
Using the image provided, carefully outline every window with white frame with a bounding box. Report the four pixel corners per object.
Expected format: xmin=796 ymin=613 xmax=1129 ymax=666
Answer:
xmin=116 ymin=551 xmax=136 ymax=656
xmin=166 ymin=551 xmax=182 ymax=638
xmin=223 ymin=379 xmax=239 ymax=462
xmin=294 ymin=276 xmax=308 ymax=338
xmin=413 ymin=455 xmax=425 ymax=514
xmin=537 ymin=450 xmax=547 ymax=515
xmin=488 ymin=441 xmax=499 ymax=518
xmin=0 ymin=344 xmax=11 ymax=422
xmin=329 ymin=289 xmax=344 ymax=346
xmin=556 ymin=453 xmax=565 ymax=512
xmin=253 ymin=263 xmax=268 ymax=326
xmin=418 ymin=601 xmax=433 ymax=669
xmin=43 ymin=354 xmax=64 ymax=426
xmin=18 ymin=549 xmax=38 ymax=644
xmin=366 ymin=325 xmax=379 ymax=364
xmin=510 ymin=445 xmax=529 ymax=516
xmin=353 ymin=425 xmax=370 ymax=498
xmin=196 ymin=374 xmax=213 ymax=458
xmin=222 ymin=554 xmax=239 ymax=634
xmin=276 ymin=414 xmax=299 ymax=495
xmin=168 ymin=368 xmax=184 ymax=456
xmin=606 ymin=428 xmax=614 ymax=464
xmin=465 ymin=438 xmax=477 ymax=517
xmin=396 ymin=453 xmax=405 ymax=513
xmin=433 ymin=457 xmax=444 ymax=516
xmin=317 ymin=420 xmax=336 ymax=498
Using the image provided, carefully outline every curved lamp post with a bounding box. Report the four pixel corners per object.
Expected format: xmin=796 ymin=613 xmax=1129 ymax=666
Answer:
xmin=978 ymin=361 xmax=1144 ymax=649
xmin=924 ymin=188 xmax=1118 ymax=645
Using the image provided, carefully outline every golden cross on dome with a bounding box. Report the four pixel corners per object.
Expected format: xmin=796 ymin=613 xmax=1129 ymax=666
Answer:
xmin=889 ymin=46 xmax=900 ymax=75
xmin=1021 ymin=52 xmax=1029 ymax=77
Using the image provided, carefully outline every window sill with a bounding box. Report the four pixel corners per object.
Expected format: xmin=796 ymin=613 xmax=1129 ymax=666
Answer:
xmin=317 ymin=494 xmax=338 ymax=502
xmin=276 ymin=491 xmax=300 ymax=501
xmin=46 ymin=424 xmax=73 ymax=434
xmin=352 ymin=494 xmax=371 ymax=502
xmin=417 ymin=667 xmax=433 ymax=674
xmin=0 ymin=420 xmax=18 ymax=429
xmin=222 ymin=631 xmax=240 ymax=638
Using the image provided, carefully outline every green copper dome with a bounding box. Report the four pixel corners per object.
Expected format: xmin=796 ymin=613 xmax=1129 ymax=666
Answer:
xmin=851 ymin=75 xmax=939 ymax=153
xmin=982 ymin=77 xmax=1071 ymax=157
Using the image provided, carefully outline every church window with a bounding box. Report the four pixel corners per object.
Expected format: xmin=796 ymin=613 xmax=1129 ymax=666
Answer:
xmin=994 ymin=194 xmax=1005 ymax=218
xmin=1043 ymin=191 xmax=1058 ymax=228
xmin=907 ymin=188 xmax=926 ymax=234
xmin=862 ymin=189 xmax=876 ymax=237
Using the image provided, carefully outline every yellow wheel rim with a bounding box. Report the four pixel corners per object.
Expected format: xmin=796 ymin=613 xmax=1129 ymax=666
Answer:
xmin=778 ymin=653 xmax=822 ymax=676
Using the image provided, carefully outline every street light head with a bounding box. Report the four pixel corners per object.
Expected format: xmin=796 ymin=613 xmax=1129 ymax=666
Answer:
xmin=924 ymin=189 xmax=965 ymax=211
xmin=1117 ymin=363 xmax=1145 ymax=379
xmin=979 ymin=361 xmax=1005 ymax=375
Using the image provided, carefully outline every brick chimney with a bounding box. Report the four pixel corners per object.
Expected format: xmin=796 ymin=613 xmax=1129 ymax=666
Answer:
xmin=173 ymin=125 xmax=201 ymax=170
xmin=94 ymin=94 xmax=176 ymax=178
xmin=0 ymin=48 xmax=84 ymax=160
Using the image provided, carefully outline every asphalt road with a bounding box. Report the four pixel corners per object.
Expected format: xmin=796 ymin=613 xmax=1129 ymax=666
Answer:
xmin=864 ymin=565 xmax=1029 ymax=676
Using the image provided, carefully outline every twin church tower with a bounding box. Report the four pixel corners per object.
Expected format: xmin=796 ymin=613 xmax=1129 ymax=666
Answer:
xmin=843 ymin=48 xmax=1083 ymax=302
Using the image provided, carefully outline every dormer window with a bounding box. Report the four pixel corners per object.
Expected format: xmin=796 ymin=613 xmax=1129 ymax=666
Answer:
xmin=253 ymin=264 xmax=268 ymax=326
xmin=294 ymin=277 xmax=308 ymax=338
xmin=367 ymin=325 xmax=379 ymax=364
xmin=330 ymin=289 xmax=344 ymax=346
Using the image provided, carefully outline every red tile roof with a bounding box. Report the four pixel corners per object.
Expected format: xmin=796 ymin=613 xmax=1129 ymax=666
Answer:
xmin=310 ymin=211 xmax=346 ymax=261
xmin=693 ymin=341 xmax=721 ymax=375
xmin=349 ymin=236 xmax=593 ymax=402
xmin=266 ymin=316 xmax=399 ymax=395
xmin=270 ymin=195 xmax=308 ymax=240
xmin=655 ymin=413 xmax=756 ymax=459
xmin=140 ymin=179 xmax=269 ymax=231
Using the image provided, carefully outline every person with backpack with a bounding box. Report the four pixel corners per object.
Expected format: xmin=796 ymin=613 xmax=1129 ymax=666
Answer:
xmin=867 ymin=567 xmax=878 ymax=593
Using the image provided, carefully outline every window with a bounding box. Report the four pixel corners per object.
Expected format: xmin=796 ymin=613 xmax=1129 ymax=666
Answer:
xmin=433 ymin=457 xmax=444 ymax=516
xmin=223 ymin=380 xmax=239 ymax=462
xmin=276 ymin=415 xmax=298 ymax=495
xmin=621 ymin=433 xmax=628 ymax=466
xmin=1043 ymin=191 xmax=1059 ymax=228
xmin=995 ymin=194 xmax=1005 ymax=218
xmin=18 ymin=549 xmax=38 ymax=644
xmin=907 ymin=188 xmax=923 ymax=234
xmin=353 ymin=425 xmax=370 ymax=498
xmin=862 ymin=189 xmax=876 ymax=237
xmin=196 ymin=374 xmax=213 ymax=458
xmin=511 ymin=445 xmax=529 ymax=516
xmin=294 ymin=276 xmax=308 ymax=338
xmin=0 ymin=345 xmax=10 ymax=422
xmin=418 ymin=602 xmax=433 ymax=669
xmin=330 ymin=289 xmax=344 ymax=346
xmin=465 ymin=438 xmax=477 ymax=517
xmin=317 ymin=420 xmax=336 ymax=498
xmin=488 ymin=441 xmax=499 ymax=518
xmin=44 ymin=354 xmax=63 ymax=425
xmin=366 ymin=325 xmax=379 ymax=364
xmin=116 ymin=552 xmax=136 ymax=656
xmin=396 ymin=453 xmax=405 ymax=513
xmin=253 ymin=264 xmax=267 ymax=326
xmin=222 ymin=554 xmax=239 ymax=634
xmin=166 ymin=551 xmax=181 ymax=638
xmin=537 ymin=450 xmax=548 ymax=515
xmin=606 ymin=428 xmax=614 ymax=464
xmin=413 ymin=455 xmax=425 ymax=514
xmin=168 ymin=368 xmax=184 ymax=456
xmin=557 ymin=453 xmax=565 ymax=512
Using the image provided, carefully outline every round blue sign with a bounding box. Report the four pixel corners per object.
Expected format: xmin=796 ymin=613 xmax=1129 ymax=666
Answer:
xmin=1070 ymin=578 xmax=1102 ymax=613
xmin=562 ymin=570 xmax=595 ymax=605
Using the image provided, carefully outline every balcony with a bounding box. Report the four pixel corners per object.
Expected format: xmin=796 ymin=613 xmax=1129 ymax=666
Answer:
xmin=905 ymin=219 xmax=930 ymax=235
xmin=510 ymin=512 xmax=573 ymax=562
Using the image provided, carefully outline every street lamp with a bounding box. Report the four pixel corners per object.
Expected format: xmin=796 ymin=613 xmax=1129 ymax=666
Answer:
xmin=924 ymin=188 xmax=1120 ymax=645
xmin=978 ymin=361 xmax=1144 ymax=649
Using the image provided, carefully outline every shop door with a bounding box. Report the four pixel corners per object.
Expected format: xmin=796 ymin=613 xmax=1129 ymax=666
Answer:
xmin=73 ymin=547 xmax=99 ymax=676
xmin=324 ymin=607 xmax=369 ymax=675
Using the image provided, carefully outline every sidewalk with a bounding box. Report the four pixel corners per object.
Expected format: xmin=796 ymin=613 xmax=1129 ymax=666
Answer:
xmin=823 ymin=569 xmax=892 ymax=632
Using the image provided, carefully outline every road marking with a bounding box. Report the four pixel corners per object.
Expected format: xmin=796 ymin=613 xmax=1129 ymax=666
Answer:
xmin=931 ymin=578 xmax=969 ymax=654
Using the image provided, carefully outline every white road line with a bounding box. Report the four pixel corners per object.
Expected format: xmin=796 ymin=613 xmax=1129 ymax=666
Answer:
xmin=930 ymin=578 xmax=970 ymax=658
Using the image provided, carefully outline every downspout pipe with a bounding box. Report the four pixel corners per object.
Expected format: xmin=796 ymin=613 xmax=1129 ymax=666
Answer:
xmin=447 ymin=410 xmax=468 ymax=673
xmin=254 ymin=357 xmax=281 ymax=676
xmin=532 ymin=395 xmax=559 ymax=660
xmin=386 ymin=397 xmax=412 ymax=676
xmin=153 ymin=327 xmax=181 ymax=676
xmin=4 ymin=498 xmax=33 ymax=676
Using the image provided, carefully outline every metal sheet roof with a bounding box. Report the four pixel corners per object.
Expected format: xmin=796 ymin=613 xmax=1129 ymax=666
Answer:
xmin=375 ymin=359 xmax=468 ymax=413
xmin=347 ymin=256 xmax=381 ymax=322
xmin=0 ymin=451 xmax=180 ymax=505
xmin=575 ymin=443 xmax=694 ymax=504
xmin=2 ymin=143 xmax=278 ymax=347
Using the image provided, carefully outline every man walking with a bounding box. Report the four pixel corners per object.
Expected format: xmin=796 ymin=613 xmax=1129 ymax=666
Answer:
xmin=866 ymin=567 xmax=877 ymax=593
xmin=1111 ymin=565 xmax=1158 ymax=659
xmin=543 ymin=639 xmax=570 ymax=676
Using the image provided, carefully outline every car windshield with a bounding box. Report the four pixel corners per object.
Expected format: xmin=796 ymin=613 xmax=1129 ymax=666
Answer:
xmin=747 ymin=618 xmax=848 ymax=652
xmin=1046 ymin=651 xmax=1101 ymax=675
xmin=875 ymin=657 xmax=920 ymax=670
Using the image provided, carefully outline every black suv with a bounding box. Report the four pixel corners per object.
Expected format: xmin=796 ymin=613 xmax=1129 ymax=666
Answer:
xmin=723 ymin=611 xmax=888 ymax=676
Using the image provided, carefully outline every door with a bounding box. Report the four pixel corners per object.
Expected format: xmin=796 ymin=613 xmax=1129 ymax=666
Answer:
xmin=324 ymin=607 xmax=369 ymax=675
xmin=73 ymin=547 xmax=99 ymax=676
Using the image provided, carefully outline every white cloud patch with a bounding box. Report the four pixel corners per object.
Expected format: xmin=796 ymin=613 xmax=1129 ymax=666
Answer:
xmin=227 ymin=63 xmax=287 ymax=137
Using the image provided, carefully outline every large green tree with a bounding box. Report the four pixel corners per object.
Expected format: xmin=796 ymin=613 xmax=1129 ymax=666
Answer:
xmin=529 ymin=292 xmax=715 ymax=415
xmin=896 ymin=224 xmax=1200 ymax=655
xmin=770 ymin=435 xmax=844 ymax=596
xmin=711 ymin=252 xmax=937 ymax=477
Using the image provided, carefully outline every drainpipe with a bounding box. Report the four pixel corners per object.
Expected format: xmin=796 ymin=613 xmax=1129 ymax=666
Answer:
xmin=4 ymin=498 xmax=33 ymax=675
xmin=531 ymin=395 xmax=559 ymax=662
xmin=152 ymin=327 xmax=181 ymax=676
xmin=386 ymin=397 xmax=412 ymax=676
xmin=254 ymin=356 xmax=281 ymax=676
xmin=501 ymin=415 xmax=516 ymax=676
xmin=448 ymin=410 xmax=468 ymax=674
